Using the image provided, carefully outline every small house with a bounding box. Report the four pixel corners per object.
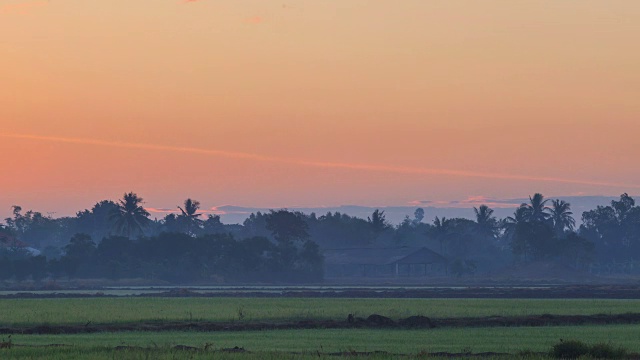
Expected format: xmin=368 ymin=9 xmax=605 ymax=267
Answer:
xmin=323 ymin=247 xmax=447 ymax=278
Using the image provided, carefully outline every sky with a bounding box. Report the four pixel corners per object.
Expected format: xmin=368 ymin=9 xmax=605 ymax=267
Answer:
xmin=1 ymin=0 xmax=639 ymax=219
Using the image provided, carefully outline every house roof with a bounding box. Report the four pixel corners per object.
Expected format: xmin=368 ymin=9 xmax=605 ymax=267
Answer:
xmin=323 ymin=247 xmax=446 ymax=266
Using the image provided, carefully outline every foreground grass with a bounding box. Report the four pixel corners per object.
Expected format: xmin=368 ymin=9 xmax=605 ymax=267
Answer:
xmin=2 ymin=298 xmax=640 ymax=326
xmin=0 ymin=348 xmax=423 ymax=360
xmin=6 ymin=325 xmax=640 ymax=354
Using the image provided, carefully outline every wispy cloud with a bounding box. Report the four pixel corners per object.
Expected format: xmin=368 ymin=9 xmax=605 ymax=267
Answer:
xmin=145 ymin=207 xmax=179 ymax=214
xmin=409 ymin=196 xmax=522 ymax=209
xmin=2 ymin=132 xmax=639 ymax=190
xmin=146 ymin=206 xmax=219 ymax=215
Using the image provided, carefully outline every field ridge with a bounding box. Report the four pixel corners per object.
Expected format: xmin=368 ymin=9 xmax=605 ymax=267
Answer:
xmin=4 ymin=313 xmax=640 ymax=335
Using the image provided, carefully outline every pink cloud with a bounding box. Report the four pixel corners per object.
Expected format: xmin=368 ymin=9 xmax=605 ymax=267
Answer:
xmin=145 ymin=207 xmax=179 ymax=214
xmin=408 ymin=196 xmax=520 ymax=209
xmin=146 ymin=207 xmax=220 ymax=215
xmin=457 ymin=196 xmax=520 ymax=208
xmin=3 ymin=132 xmax=639 ymax=191
xmin=244 ymin=16 xmax=263 ymax=24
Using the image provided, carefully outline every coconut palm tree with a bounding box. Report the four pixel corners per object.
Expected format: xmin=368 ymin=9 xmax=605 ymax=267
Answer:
xmin=177 ymin=198 xmax=203 ymax=236
xmin=474 ymin=205 xmax=499 ymax=240
xmin=502 ymin=206 xmax=527 ymax=241
xmin=549 ymin=199 xmax=575 ymax=235
xmin=522 ymin=193 xmax=550 ymax=223
xmin=109 ymin=192 xmax=151 ymax=238
xmin=432 ymin=216 xmax=451 ymax=254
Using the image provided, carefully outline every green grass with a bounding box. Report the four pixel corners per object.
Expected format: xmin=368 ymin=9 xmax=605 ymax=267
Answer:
xmin=1 ymin=298 xmax=639 ymax=326
xmin=6 ymin=325 xmax=640 ymax=354
xmin=0 ymin=348 xmax=416 ymax=360
xmin=4 ymin=298 xmax=640 ymax=359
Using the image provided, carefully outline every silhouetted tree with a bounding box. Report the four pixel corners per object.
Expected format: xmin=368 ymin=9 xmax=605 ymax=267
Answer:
xmin=612 ymin=193 xmax=635 ymax=220
xmin=580 ymin=193 xmax=640 ymax=261
xmin=202 ymin=214 xmax=225 ymax=234
xmin=368 ymin=209 xmax=390 ymax=235
xmin=265 ymin=210 xmax=309 ymax=245
xmin=74 ymin=200 xmax=119 ymax=241
xmin=432 ymin=216 xmax=451 ymax=254
xmin=177 ymin=198 xmax=203 ymax=236
xmin=502 ymin=206 xmax=527 ymax=240
xmin=4 ymin=206 xmax=62 ymax=248
xmin=474 ymin=205 xmax=499 ymax=240
xmin=522 ymin=193 xmax=550 ymax=223
xmin=413 ymin=208 xmax=425 ymax=225
xmin=109 ymin=192 xmax=151 ymax=238
xmin=549 ymin=199 xmax=575 ymax=236
xmin=560 ymin=232 xmax=594 ymax=268
xmin=60 ymin=233 xmax=96 ymax=277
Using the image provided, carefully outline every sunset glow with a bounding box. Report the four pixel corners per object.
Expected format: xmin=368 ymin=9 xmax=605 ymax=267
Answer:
xmin=2 ymin=0 xmax=639 ymax=217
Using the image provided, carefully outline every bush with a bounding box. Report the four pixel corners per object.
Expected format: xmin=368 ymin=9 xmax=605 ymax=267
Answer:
xmin=552 ymin=340 xmax=588 ymax=359
xmin=589 ymin=343 xmax=627 ymax=359
xmin=551 ymin=340 xmax=628 ymax=359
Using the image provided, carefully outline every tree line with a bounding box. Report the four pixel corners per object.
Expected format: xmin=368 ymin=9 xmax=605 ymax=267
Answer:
xmin=1 ymin=192 xmax=640 ymax=282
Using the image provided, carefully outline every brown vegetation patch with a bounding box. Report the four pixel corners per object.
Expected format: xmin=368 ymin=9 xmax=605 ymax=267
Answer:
xmin=3 ymin=313 xmax=640 ymax=335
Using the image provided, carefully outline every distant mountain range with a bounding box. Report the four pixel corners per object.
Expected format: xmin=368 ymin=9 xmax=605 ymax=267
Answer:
xmin=212 ymin=196 xmax=626 ymax=225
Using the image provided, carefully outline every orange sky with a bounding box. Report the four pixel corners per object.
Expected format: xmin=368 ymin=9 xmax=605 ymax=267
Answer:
xmin=1 ymin=0 xmax=639 ymax=217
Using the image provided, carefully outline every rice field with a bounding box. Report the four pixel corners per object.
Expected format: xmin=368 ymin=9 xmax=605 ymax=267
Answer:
xmin=2 ymin=297 xmax=640 ymax=358
xmin=4 ymin=325 xmax=640 ymax=359
xmin=1 ymin=297 xmax=639 ymax=326
xmin=6 ymin=325 xmax=640 ymax=353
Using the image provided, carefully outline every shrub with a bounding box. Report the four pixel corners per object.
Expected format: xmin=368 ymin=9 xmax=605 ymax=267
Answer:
xmin=551 ymin=340 xmax=628 ymax=359
xmin=589 ymin=343 xmax=627 ymax=359
xmin=552 ymin=340 xmax=588 ymax=359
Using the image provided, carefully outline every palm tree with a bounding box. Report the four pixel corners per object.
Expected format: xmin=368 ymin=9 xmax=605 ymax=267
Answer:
xmin=502 ymin=206 xmax=527 ymax=241
xmin=109 ymin=192 xmax=151 ymax=238
xmin=474 ymin=205 xmax=498 ymax=240
xmin=432 ymin=216 xmax=451 ymax=254
xmin=549 ymin=199 xmax=575 ymax=235
xmin=522 ymin=193 xmax=550 ymax=223
xmin=177 ymin=198 xmax=203 ymax=236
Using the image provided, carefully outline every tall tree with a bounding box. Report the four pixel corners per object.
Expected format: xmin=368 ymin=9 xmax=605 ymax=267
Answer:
xmin=549 ymin=199 xmax=575 ymax=236
xmin=265 ymin=210 xmax=309 ymax=244
xmin=612 ymin=193 xmax=635 ymax=220
xmin=109 ymin=192 xmax=150 ymax=238
xmin=368 ymin=209 xmax=390 ymax=235
xmin=265 ymin=209 xmax=310 ymax=270
xmin=412 ymin=208 xmax=425 ymax=225
xmin=523 ymin=193 xmax=550 ymax=223
xmin=502 ymin=206 xmax=528 ymax=245
xmin=432 ymin=216 xmax=451 ymax=254
xmin=177 ymin=198 xmax=203 ymax=236
xmin=474 ymin=205 xmax=499 ymax=240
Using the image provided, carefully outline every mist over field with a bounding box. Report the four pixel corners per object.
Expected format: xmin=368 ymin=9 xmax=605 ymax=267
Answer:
xmin=2 ymin=191 xmax=640 ymax=284
xmin=198 ymin=196 xmax=624 ymax=225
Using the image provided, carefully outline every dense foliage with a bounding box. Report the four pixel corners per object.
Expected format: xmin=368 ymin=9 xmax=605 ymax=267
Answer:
xmin=2 ymin=192 xmax=640 ymax=282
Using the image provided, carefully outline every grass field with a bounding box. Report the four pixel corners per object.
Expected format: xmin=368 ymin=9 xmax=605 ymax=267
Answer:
xmin=1 ymin=298 xmax=639 ymax=326
xmin=3 ymin=325 xmax=640 ymax=359
xmin=3 ymin=297 xmax=640 ymax=359
xmin=7 ymin=325 xmax=640 ymax=352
